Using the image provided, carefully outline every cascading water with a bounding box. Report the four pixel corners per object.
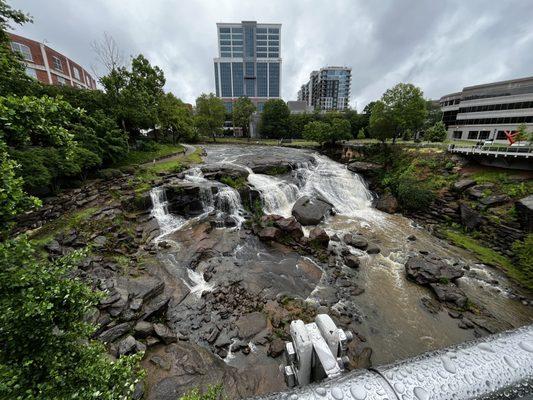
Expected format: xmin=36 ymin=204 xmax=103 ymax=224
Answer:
xmin=150 ymin=187 xmax=186 ymax=238
xmin=247 ymin=173 xmax=300 ymax=216
xmin=215 ymin=186 xmax=245 ymax=227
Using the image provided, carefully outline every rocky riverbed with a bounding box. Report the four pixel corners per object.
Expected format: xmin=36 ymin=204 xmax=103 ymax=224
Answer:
xmin=25 ymin=144 xmax=533 ymax=399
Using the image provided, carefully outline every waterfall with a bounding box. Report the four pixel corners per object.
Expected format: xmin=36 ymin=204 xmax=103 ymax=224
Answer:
xmin=150 ymin=187 xmax=186 ymax=238
xmin=215 ymin=186 xmax=245 ymax=227
xmin=247 ymin=173 xmax=300 ymax=217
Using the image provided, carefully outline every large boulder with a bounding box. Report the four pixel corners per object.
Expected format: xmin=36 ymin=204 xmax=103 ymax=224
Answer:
xmin=459 ymin=203 xmax=484 ymax=230
xmin=309 ymin=227 xmax=329 ymax=246
xmin=375 ymin=192 xmax=398 ymax=214
xmin=516 ymin=195 xmax=533 ymax=232
xmin=200 ymin=163 xmax=250 ymax=180
xmin=405 ymin=255 xmax=464 ymax=285
xmin=235 ymin=312 xmax=267 ymax=340
xmin=479 ymin=194 xmax=510 ymax=207
xmin=291 ymin=196 xmax=333 ymax=225
xmin=343 ymin=233 xmax=368 ymax=250
xmin=453 ymin=179 xmax=476 ymax=192
xmin=262 ymin=214 xmax=304 ymax=240
xmin=347 ymin=161 xmax=383 ymax=175
xmin=164 ymin=183 xmax=216 ymax=218
xmin=429 ymin=283 xmax=468 ymax=309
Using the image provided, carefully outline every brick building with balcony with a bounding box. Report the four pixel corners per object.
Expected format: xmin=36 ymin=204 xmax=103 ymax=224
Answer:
xmin=7 ymin=32 xmax=97 ymax=90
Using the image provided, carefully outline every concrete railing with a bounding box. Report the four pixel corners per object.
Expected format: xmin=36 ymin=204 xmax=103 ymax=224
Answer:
xmin=254 ymin=324 xmax=533 ymax=400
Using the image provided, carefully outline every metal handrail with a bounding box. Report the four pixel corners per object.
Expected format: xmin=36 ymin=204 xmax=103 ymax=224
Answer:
xmin=253 ymin=325 xmax=533 ymax=400
xmin=448 ymin=144 xmax=533 ymax=157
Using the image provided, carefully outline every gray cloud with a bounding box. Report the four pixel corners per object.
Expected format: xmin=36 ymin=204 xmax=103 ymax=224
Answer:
xmin=9 ymin=0 xmax=533 ymax=109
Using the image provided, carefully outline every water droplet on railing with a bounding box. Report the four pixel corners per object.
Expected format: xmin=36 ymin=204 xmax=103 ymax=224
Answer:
xmin=349 ymin=384 xmax=367 ymax=400
xmin=413 ymin=387 xmax=429 ymax=400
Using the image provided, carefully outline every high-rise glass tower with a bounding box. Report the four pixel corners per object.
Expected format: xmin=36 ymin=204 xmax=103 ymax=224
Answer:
xmin=298 ymin=66 xmax=352 ymax=111
xmin=214 ymin=21 xmax=282 ymax=113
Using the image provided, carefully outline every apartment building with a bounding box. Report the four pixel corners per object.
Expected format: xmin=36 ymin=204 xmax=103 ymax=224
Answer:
xmin=8 ymin=32 xmax=97 ymax=89
xmin=298 ymin=66 xmax=351 ymax=111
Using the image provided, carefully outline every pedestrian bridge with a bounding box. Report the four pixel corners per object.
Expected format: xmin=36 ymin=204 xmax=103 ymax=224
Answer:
xmin=255 ymin=324 xmax=533 ymax=400
xmin=447 ymin=144 xmax=532 ymax=170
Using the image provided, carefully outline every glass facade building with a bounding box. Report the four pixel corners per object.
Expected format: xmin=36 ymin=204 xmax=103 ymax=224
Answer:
xmin=214 ymin=21 xmax=282 ymax=113
xmin=297 ymin=66 xmax=352 ymax=111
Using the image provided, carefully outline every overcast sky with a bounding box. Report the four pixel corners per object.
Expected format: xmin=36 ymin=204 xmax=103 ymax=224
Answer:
xmin=9 ymin=0 xmax=533 ymax=110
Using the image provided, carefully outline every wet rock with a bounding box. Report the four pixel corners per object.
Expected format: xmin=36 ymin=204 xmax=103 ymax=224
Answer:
xmin=459 ymin=203 xmax=484 ymax=230
xmin=347 ymin=161 xmax=383 ymax=174
xmin=153 ymin=323 xmax=177 ymax=344
xmin=429 ymin=283 xmax=468 ymax=309
xmin=98 ymin=322 xmax=131 ymax=343
xmin=235 ymin=312 xmax=267 ymax=340
xmin=146 ymin=336 xmax=160 ymax=347
xmin=343 ymin=255 xmax=360 ymax=269
xmin=257 ymin=227 xmax=281 ymax=241
xmin=407 ymin=234 xmax=417 ymax=241
xmin=343 ymin=233 xmax=368 ymax=250
xmin=262 ymin=215 xmax=304 ymax=240
xmin=405 ymin=255 xmax=464 ymax=285
xmin=132 ymin=382 xmax=144 ymax=400
xmin=366 ymin=243 xmax=381 ymax=254
xmin=93 ymin=235 xmax=108 ymax=248
xmin=117 ymin=335 xmax=146 ymax=356
xmin=448 ymin=310 xmax=463 ymax=319
xmin=134 ymin=321 xmax=154 ymax=338
xmin=479 ymin=194 xmax=510 ymax=207
xmin=45 ymin=240 xmax=62 ymax=254
xmin=150 ymin=355 xmax=172 ymax=371
xmin=420 ymin=296 xmax=442 ymax=314
xmin=291 ymin=195 xmax=333 ymax=225
xmin=466 ymin=183 xmax=494 ymax=199
xmin=309 ymin=227 xmax=329 ymax=246
xmin=267 ymin=338 xmax=285 ymax=358
xmin=516 ymin=195 xmax=533 ymax=232
xmin=165 ymin=183 xmax=215 ymax=218
xmin=200 ymin=163 xmax=250 ymax=180
xmin=453 ymin=179 xmax=476 ymax=192
xmin=118 ymin=275 xmax=165 ymax=302
xmin=375 ymin=192 xmax=398 ymax=214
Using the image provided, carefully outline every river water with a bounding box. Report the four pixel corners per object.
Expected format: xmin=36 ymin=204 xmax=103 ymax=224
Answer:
xmin=150 ymin=144 xmax=533 ymax=368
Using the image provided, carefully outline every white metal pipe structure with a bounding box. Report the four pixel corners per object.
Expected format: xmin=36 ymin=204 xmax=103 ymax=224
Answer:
xmin=255 ymin=324 xmax=533 ymax=400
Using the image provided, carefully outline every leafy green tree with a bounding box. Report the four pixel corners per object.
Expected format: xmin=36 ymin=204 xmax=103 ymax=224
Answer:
xmin=100 ymin=54 xmax=165 ymax=139
xmin=288 ymin=113 xmax=313 ymax=138
xmin=0 ymin=95 xmax=78 ymax=149
xmin=369 ymin=101 xmax=395 ymax=142
xmin=0 ymin=0 xmax=35 ymax=96
xmin=372 ymin=83 xmax=427 ymax=143
xmin=302 ymin=121 xmax=330 ymax=144
xmin=344 ymin=109 xmax=368 ymax=138
xmin=232 ymin=97 xmax=256 ymax=138
xmin=0 ymin=143 xmax=40 ymax=238
xmin=425 ymin=121 xmax=447 ymax=142
xmin=424 ymin=99 xmax=443 ymax=129
xmin=260 ymin=99 xmax=290 ymax=138
xmin=357 ymin=128 xmax=366 ymax=139
xmin=158 ymin=93 xmax=195 ymax=143
xmin=194 ymin=93 xmax=226 ymax=142
xmin=0 ymin=238 xmax=143 ymax=399
xmin=330 ymin=118 xmax=352 ymax=142
xmin=515 ymin=123 xmax=529 ymax=142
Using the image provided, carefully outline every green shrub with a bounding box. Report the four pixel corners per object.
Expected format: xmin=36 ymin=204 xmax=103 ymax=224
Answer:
xmin=99 ymin=168 xmax=123 ymax=180
xmin=220 ymin=176 xmax=247 ymax=190
xmin=396 ymin=177 xmax=434 ymax=211
xmin=0 ymin=238 xmax=143 ymax=399
xmin=180 ymin=384 xmax=224 ymax=400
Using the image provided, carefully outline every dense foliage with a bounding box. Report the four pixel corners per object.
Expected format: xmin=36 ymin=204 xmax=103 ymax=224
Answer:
xmin=424 ymin=121 xmax=447 ymax=142
xmin=369 ymin=83 xmax=428 ymax=142
xmin=194 ymin=93 xmax=226 ymax=141
xmin=302 ymin=118 xmax=351 ymax=145
xmin=512 ymin=234 xmax=533 ymax=289
xmin=260 ymin=99 xmax=291 ymax=138
xmin=232 ymin=96 xmax=256 ymax=137
xmin=0 ymin=238 xmax=143 ymax=400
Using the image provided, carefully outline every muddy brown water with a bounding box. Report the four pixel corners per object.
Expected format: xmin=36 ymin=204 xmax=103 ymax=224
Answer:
xmin=150 ymin=144 xmax=533 ymax=393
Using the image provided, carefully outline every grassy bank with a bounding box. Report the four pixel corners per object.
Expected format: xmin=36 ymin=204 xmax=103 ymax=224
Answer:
xmin=112 ymin=143 xmax=185 ymax=167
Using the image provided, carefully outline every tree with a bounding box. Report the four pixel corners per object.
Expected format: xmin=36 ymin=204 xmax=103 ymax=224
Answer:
xmin=194 ymin=93 xmax=225 ymax=142
xmin=425 ymin=121 xmax=447 ymax=142
xmin=0 ymin=143 xmax=41 ymax=238
xmin=515 ymin=123 xmax=529 ymax=142
xmin=344 ymin=109 xmax=368 ymax=138
xmin=91 ymin=32 xmax=124 ymax=76
xmin=232 ymin=97 xmax=256 ymax=138
xmin=329 ymin=118 xmax=352 ymax=143
xmin=302 ymin=121 xmax=330 ymax=144
xmin=260 ymin=99 xmax=290 ymax=139
xmin=424 ymin=99 xmax=442 ymax=129
xmin=369 ymin=101 xmax=395 ymax=142
xmin=377 ymin=83 xmax=427 ymax=143
xmin=158 ymin=93 xmax=195 ymax=143
xmin=0 ymin=238 xmax=142 ymax=399
xmin=288 ymin=113 xmax=313 ymax=138
xmin=100 ymin=54 xmax=165 ymax=140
